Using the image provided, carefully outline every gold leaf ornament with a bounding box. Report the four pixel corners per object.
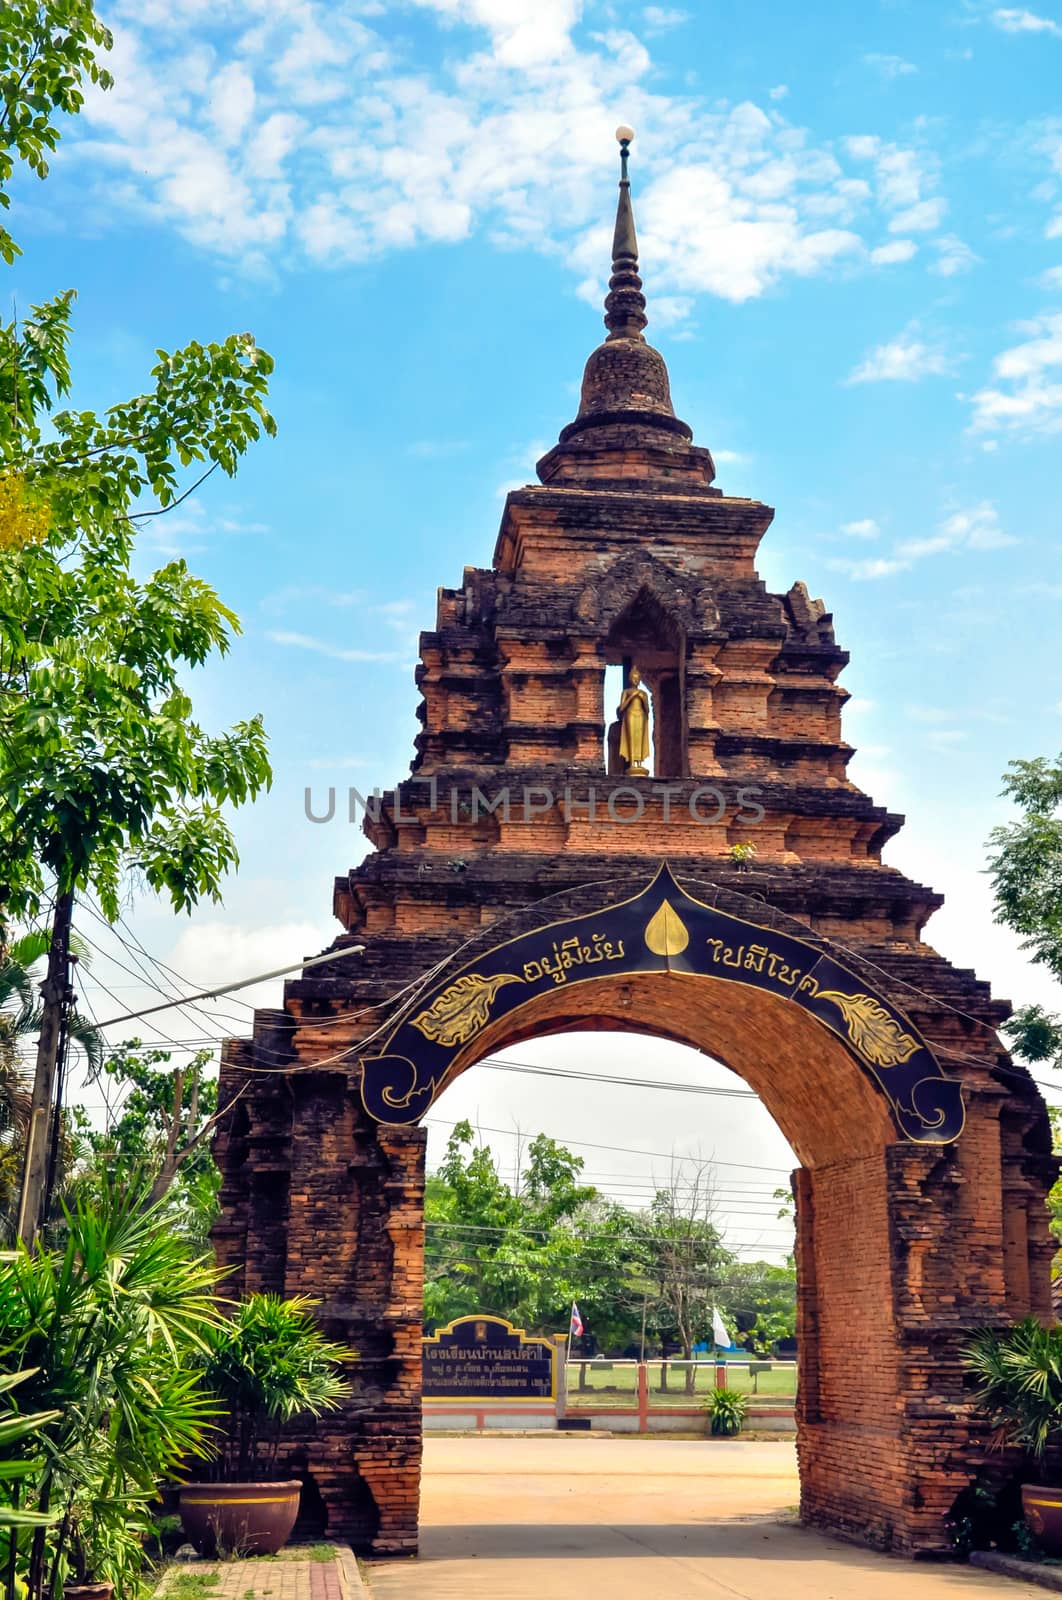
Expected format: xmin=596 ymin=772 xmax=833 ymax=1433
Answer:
xmin=644 ymin=899 xmax=690 ymax=958
xmin=816 ymin=990 xmax=920 ymax=1068
xmin=411 ymin=973 xmax=525 ymax=1048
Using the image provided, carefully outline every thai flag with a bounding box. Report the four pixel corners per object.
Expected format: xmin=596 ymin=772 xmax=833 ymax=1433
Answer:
xmin=570 ymin=1302 xmax=584 ymax=1337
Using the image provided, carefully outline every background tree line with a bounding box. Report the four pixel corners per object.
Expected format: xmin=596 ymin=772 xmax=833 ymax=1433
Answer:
xmin=424 ymin=1119 xmax=796 ymax=1367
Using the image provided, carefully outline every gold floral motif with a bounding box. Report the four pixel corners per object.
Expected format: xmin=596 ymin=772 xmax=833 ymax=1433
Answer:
xmin=816 ymin=990 xmax=920 ymax=1068
xmin=410 ymin=972 xmax=525 ymax=1047
xmin=644 ymin=900 xmax=690 ymax=958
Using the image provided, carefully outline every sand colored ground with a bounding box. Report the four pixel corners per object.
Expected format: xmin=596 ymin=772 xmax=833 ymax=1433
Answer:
xmin=366 ymin=1436 xmax=1046 ymax=1600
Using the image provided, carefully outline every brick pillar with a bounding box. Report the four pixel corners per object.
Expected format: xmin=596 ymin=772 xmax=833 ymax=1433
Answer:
xmin=213 ymin=1066 xmax=426 ymax=1555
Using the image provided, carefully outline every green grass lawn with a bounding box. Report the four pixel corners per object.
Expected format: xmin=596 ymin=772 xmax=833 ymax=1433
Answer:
xmin=564 ymin=1361 xmax=796 ymax=1408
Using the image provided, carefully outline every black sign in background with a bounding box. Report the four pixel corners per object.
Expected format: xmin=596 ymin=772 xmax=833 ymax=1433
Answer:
xmin=423 ymin=1315 xmax=558 ymax=1401
xmin=361 ymin=863 xmax=965 ymax=1144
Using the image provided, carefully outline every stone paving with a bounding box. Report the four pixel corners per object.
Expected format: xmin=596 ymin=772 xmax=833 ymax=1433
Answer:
xmin=365 ymin=1436 xmax=1051 ymax=1600
xmin=156 ymin=1544 xmax=365 ymax=1600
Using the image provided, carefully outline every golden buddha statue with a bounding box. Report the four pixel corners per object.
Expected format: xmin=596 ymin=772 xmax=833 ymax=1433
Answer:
xmin=617 ymin=666 xmax=651 ymax=777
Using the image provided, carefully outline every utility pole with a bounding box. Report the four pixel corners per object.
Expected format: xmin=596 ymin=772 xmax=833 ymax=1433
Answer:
xmin=15 ymin=887 xmax=74 ymax=1245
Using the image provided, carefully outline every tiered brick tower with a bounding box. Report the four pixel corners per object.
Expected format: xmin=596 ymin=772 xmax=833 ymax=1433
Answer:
xmin=214 ymin=136 xmax=1054 ymax=1558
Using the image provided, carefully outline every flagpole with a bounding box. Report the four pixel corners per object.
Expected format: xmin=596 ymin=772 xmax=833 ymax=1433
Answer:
xmin=566 ymin=1301 xmax=576 ymax=1365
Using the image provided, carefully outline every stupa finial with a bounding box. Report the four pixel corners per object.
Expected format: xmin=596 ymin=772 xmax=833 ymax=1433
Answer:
xmin=605 ymin=125 xmax=648 ymax=341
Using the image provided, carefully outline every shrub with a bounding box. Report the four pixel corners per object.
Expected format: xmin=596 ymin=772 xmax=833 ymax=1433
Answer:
xmin=199 ymin=1294 xmax=352 ymax=1481
xmin=964 ymin=1318 xmax=1062 ymax=1459
xmin=706 ymin=1387 xmax=748 ymax=1436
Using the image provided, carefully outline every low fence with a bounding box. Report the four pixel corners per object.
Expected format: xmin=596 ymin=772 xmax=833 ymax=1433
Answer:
xmin=422 ymin=1358 xmax=797 ymax=1434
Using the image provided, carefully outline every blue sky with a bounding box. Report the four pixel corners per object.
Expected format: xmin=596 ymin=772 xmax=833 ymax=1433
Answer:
xmin=19 ymin=0 xmax=1062 ymax=1255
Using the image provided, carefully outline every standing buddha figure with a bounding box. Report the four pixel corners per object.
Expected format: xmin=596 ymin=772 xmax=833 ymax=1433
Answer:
xmin=617 ymin=666 xmax=651 ymax=777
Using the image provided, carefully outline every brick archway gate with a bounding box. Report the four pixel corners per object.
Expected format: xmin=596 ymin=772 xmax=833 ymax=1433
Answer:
xmin=212 ymin=146 xmax=1055 ymax=1561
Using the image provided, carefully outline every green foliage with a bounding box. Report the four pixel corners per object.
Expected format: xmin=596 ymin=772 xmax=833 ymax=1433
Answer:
xmin=722 ymin=1260 xmax=797 ymax=1352
xmin=199 ymin=1294 xmax=352 ymax=1481
xmin=0 ymin=1184 xmax=224 ymax=1596
xmin=0 ymin=928 xmax=101 ymax=1230
xmin=988 ymin=754 xmax=1062 ymax=985
xmin=75 ymin=1042 xmax=221 ymax=1245
xmin=0 ymin=1 xmax=113 ymax=264
xmin=1004 ymin=1003 xmax=1062 ymax=1074
xmin=424 ymin=1121 xmax=609 ymax=1335
xmin=705 ymin=1387 xmax=748 ymax=1436
xmin=0 ymin=293 xmax=275 ymax=920
xmin=964 ymin=1317 xmax=1062 ymax=1460
xmin=0 ymin=1370 xmax=59 ymax=1527
xmin=423 ymin=1125 xmax=793 ymax=1363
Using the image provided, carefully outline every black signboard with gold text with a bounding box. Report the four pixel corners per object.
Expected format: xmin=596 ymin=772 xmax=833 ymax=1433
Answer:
xmin=423 ymin=1315 xmax=559 ymax=1402
xmin=361 ymin=863 xmax=965 ymax=1144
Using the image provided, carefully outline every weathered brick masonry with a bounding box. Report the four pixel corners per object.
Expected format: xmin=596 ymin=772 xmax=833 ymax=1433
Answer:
xmin=213 ymin=151 xmax=1055 ymax=1558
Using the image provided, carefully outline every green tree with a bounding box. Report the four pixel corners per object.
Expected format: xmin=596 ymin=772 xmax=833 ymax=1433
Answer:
xmin=0 ymin=292 xmax=275 ymax=921
xmin=0 ymin=1184 xmax=223 ymax=1598
xmin=0 ymin=1 xmax=113 ymax=266
xmin=0 ymin=928 xmax=100 ymax=1229
xmin=718 ymin=1257 xmax=797 ymax=1351
xmin=988 ymin=753 xmax=1062 ymax=986
xmin=639 ymin=1163 xmax=735 ymax=1391
xmin=425 ymin=1123 xmax=613 ymax=1336
xmin=0 ymin=0 xmax=274 ymax=1240
xmin=74 ymin=1043 xmax=221 ymax=1245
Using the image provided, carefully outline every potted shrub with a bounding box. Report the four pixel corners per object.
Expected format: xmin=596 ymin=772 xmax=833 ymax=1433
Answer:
xmin=0 ymin=1188 xmax=222 ymax=1600
xmin=705 ymin=1387 xmax=749 ymax=1437
xmin=965 ymin=1317 xmax=1062 ymax=1554
xmin=179 ymin=1293 xmax=351 ymax=1557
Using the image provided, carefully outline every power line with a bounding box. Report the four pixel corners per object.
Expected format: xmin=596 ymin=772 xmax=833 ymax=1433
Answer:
xmin=424 ymin=1117 xmax=791 ymax=1174
xmin=478 ymin=1057 xmax=756 ymax=1099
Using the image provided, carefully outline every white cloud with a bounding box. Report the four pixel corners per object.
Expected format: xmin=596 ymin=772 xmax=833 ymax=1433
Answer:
xmin=66 ymin=6 xmax=952 ymax=307
xmin=968 ymin=311 xmax=1062 ymax=435
xmin=827 ymin=556 xmax=909 ymax=580
xmin=863 ymin=53 xmax=918 ymax=78
xmin=870 ymin=238 xmax=916 ymax=264
xmin=209 ymin=62 xmax=255 ymax=147
xmin=888 ymin=197 xmax=947 ymax=233
xmin=846 ymin=326 xmax=952 ymax=383
xmin=844 ymin=135 xmax=947 ymax=246
xmin=642 ymin=5 xmax=690 ymax=30
xmin=768 ymin=84 xmax=788 ymax=100
xmin=897 ymin=501 xmax=1016 ymax=559
xmin=829 ymin=500 xmax=1015 ymax=579
xmin=266 ymin=630 xmax=403 ymax=664
xmin=712 ymin=448 xmax=749 ymax=465
xmin=933 ymin=234 xmax=979 ymax=276
xmin=991 ymin=7 xmax=1062 ymax=34
xmin=1042 ymin=265 xmax=1062 ymax=289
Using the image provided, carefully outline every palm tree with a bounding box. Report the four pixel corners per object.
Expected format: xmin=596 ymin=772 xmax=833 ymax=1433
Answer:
xmin=965 ymin=1317 xmax=1062 ymax=1459
xmin=0 ymin=930 xmax=102 ymax=1229
xmin=0 ymin=1184 xmax=224 ymax=1597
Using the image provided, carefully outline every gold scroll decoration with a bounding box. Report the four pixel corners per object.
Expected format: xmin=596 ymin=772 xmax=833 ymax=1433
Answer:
xmin=815 ymin=990 xmax=920 ymax=1069
xmin=410 ymin=972 xmax=525 ymax=1048
xmin=644 ymin=899 xmax=690 ymax=958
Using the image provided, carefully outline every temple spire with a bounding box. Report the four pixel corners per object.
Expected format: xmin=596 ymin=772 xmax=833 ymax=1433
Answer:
xmin=605 ymin=125 xmax=648 ymax=342
xmin=535 ymin=127 xmax=717 ymax=492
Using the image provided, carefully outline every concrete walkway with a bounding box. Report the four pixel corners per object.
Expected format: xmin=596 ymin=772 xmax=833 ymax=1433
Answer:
xmin=365 ymin=1437 xmax=1048 ymax=1600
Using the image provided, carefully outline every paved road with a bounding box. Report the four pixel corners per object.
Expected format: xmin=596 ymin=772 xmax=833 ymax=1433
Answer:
xmin=366 ymin=1436 xmax=1046 ymax=1600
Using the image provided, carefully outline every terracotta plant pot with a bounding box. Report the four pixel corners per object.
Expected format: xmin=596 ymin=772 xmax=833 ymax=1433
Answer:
xmin=1021 ymin=1485 xmax=1062 ymax=1555
xmin=63 ymin=1584 xmax=114 ymax=1600
xmin=178 ymin=1481 xmax=302 ymax=1557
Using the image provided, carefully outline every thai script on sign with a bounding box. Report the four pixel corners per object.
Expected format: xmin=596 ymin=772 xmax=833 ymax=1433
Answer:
xmin=522 ymin=930 xmax=626 ymax=986
xmin=704 ymin=937 xmax=819 ymax=994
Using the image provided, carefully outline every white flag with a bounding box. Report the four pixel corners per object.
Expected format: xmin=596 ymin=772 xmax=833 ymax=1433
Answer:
xmin=712 ymin=1305 xmax=730 ymax=1348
